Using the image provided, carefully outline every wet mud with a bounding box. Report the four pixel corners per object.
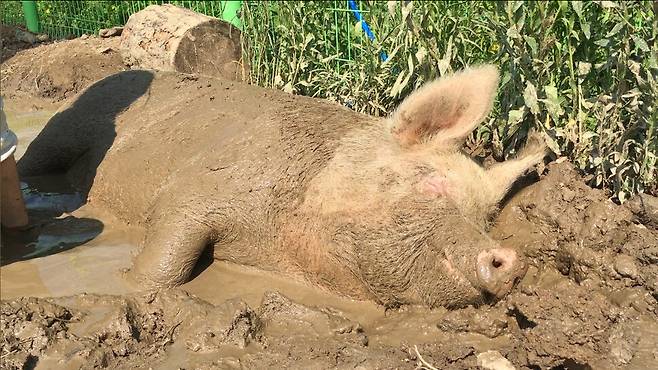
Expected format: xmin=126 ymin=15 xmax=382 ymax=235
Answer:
xmin=2 ymin=37 xmax=658 ymax=370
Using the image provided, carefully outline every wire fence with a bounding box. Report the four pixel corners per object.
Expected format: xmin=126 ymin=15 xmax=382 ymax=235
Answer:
xmin=1 ymin=0 xmax=377 ymax=80
xmin=0 ymin=0 xmax=367 ymax=74
xmin=1 ymin=1 xmax=241 ymax=38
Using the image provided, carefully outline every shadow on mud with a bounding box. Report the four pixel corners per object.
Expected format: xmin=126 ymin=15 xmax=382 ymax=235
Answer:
xmin=17 ymin=70 xmax=154 ymax=196
xmin=3 ymin=71 xmax=154 ymax=265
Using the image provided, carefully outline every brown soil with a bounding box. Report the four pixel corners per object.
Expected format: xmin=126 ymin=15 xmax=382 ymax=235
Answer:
xmin=1 ymin=36 xmax=657 ymax=370
xmin=1 ymin=32 xmax=126 ymax=104
xmin=1 ymin=25 xmax=38 ymax=63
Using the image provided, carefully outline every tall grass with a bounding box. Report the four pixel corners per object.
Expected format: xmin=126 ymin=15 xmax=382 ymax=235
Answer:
xmin=1 ymin=0 xmax=655 ymax=201
xmin=242 ymin=1 xmax=657 ymax=202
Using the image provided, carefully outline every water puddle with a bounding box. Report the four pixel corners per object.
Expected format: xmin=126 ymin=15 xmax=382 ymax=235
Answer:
xmin=1 ymin=175 xmax=94 ymax=265
xmin=3 ymin=104 xmax=56 ymax=159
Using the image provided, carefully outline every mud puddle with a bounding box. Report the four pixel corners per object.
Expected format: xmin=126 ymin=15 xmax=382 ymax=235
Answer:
xmin=2 ymin=102 xmax=57 ymax=160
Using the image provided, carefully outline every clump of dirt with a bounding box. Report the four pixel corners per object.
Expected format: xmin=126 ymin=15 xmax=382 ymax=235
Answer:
xmin=1 ymin=290 xmax=262 ymax=369
xmin=0 ymin=290 xmax=404 ymax=369
xmin=492 ymin=160 xmax=658 ymax=301
xmin=1 ymin=35 xmax=126 ymax=103
xmin=1 ymin=25 xmax=47 ymax=63
xmin=1 ymin=297 xmax=76 ymax=369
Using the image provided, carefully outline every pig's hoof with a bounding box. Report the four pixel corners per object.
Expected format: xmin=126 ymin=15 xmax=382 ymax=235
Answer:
xmin=476 ymin=248 xmax=527 ymax=299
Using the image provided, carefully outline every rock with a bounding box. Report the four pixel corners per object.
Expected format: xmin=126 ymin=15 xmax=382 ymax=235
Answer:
xmin=15 ymin=29 xmax=36 ymax=44
xmin=626 ymin=193 xmax=658 ymax=229
xmin=614 ymin=255 xmax=639 ymax=280
xmin=476 ymin=351 xmax=516 ymax=370
xmin=562 ymin=188 xmax=576 ymax=202
xmin=99 ymin=26 xmax=123 ymax=38
xmin=98 ymin=46 xmax=113 ymax=54
xmin=608 ymin=324 xmax=639 ymax=365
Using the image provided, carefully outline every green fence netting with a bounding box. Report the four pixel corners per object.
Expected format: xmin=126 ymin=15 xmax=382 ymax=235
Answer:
xmin=0 ymin=0 xmax=366 ymax=71
xmin=2 ymin=1 xmax=244 ymax=38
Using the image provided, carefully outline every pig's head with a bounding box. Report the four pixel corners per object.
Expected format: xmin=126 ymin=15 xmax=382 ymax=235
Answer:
xmin=310 ymin=65 xmax=528 ymax=308
xmin=340 ymin=196 xmax=528 ymax=308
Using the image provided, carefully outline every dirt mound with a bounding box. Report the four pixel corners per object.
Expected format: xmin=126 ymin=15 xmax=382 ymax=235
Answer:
xmin=492 ymin=160 xmax=658 ymax=299
xmin=0 ymin=290 xmax=406 ymax=369
xmin=0 ymin=36 xmax=126 ymax=103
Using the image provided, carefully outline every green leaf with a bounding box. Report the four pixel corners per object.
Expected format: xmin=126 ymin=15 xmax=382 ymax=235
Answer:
xmin=401 ymin=1 xmax=413 ymax=20
xmin=390 ymin=70 xmax=406 ymax=97
xmin=407 ymin=54 xmax=415 ymax=77
xmin=354 ymin=20 xmax=363 ymax=35
xmin=580 ymin=22 xmax=591 ymax=39
xmin=506 ymin=26 xmax=521 ymax=40
xmin=571 ymin=1 xmax=583 ymax=18
xmin=543 ymin=130 xmax=562 ymax=155
xmin=541 ymin=85 xmax=565 ymax=120
xmin=578 ymin=62 xmax=592 ymax=76
xmin=524 ymin=35 xmax=538 ymax=55
xmin=415 ymin=47 xmax=427 ymax=64
xmin=594 ymin=38 xmax=610 ymax=47
xmin=501 ymin=71 xmax=512 ymax=87
xmin=387 ymin=0 xmax=396 ymax=17
xmin=582 ymin=131 xmax=598 ymax=140
xmin=630 ymin=35 xmax=649 ymax=52
xmin=507 ymin=107 xmax=526 ymax=126
xmin=606 ymin=22 xmax=623 ymax=37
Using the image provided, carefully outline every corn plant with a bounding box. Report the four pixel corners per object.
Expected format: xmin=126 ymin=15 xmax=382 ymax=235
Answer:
xmin=241 ymin=0 xmax=657 ymax=202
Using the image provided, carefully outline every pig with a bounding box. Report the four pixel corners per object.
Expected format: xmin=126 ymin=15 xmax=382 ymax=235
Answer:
xmin=17 ymin=65 xmax=547 ymax=308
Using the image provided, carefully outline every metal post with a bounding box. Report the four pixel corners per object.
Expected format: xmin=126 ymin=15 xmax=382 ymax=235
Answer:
xmin=21 ymin=0 xmax=40 ymax=33
xmin=221 ymin=1 xmax=242 ymax=29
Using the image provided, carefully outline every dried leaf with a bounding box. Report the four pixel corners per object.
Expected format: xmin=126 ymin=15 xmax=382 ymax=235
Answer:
xmin=523 ymin=81 xmax=540 ymax=115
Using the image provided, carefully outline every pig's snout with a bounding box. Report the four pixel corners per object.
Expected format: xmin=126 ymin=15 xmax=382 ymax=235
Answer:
xmin=476 ymin=248 xmax=527 ymax=298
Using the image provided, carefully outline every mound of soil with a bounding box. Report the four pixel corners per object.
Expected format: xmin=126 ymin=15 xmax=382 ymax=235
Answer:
xmin=2 ymin=161 xmax=656 ymax=369
xmin=492 ymin=160 xmax=658 ymax=299
xmin=0 ymin=35 xmax=126 ymax=103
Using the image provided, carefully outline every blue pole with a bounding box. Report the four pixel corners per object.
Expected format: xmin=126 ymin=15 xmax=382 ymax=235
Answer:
xmin=347 ymin=0 xmax=388 ymax=62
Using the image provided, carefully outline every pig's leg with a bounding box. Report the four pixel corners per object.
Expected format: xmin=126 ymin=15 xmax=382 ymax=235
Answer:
xmin=484 ymin=132 xmax=547 ymax=205
xmin=129 ymin=210 xmax=215 ymax=289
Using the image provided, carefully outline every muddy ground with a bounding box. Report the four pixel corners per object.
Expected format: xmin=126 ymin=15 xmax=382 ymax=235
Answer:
xmin=1 ymin=36 xmax=657 ymax=370
xmin=1 ymin=26 xmax=126 ymax=106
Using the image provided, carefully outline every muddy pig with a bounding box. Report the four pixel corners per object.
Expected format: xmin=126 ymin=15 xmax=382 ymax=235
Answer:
xmin=18 ymin=65 xmax=547 ymax=308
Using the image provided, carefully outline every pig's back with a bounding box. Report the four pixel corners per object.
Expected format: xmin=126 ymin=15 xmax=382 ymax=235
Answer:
xmin=87 ymin=71 xmax=374 ymax=225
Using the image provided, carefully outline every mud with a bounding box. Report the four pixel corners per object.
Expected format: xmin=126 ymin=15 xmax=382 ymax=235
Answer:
xmin=2 ymin=37 xmax=658 ymax=369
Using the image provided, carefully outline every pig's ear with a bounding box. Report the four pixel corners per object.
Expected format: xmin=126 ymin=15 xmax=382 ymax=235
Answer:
xmin=389 ymin=65 xmax=499 ymax=148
